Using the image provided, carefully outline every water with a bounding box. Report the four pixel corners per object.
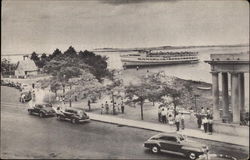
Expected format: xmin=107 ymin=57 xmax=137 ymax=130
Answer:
xmin=2 ymin=46 xmax=249 ymax=106
xmin=95 ymin=46 xmax=249 ymax=107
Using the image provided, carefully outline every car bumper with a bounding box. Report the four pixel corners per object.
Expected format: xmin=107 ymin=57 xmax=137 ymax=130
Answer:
xmin=78 ymin=118 xmax=90 ymax=122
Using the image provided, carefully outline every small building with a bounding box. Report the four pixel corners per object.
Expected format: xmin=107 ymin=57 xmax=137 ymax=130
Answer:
xmin=15 ymin=56 xmax=38 ymax=77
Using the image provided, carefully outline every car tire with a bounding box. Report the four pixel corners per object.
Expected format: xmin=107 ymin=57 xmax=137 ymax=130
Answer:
xmin=71 ymin=119 xmax=77 ymax=124
xmin=151 ymin=146 xmax=160 ymax=154
xmin=187 ymin=152 xmax=197 ymax=160
xmin=28 ymin=110 xmax=32 ymax=115
xmin=39 ymin=112 xmax=44 ymax=118
xmin=57 ymin=115 xmax=62 ymax=120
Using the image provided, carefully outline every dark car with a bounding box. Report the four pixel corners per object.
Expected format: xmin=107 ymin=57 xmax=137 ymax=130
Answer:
xmin=28 ymin=103 xmax=56 ymax=118
xmin=144 ymin=133 xmax=209 ymax=160
xmin=20 ymin=91 xmax=32 ymax=103
xmin=56 ymin=107 xmax=90 ymax=124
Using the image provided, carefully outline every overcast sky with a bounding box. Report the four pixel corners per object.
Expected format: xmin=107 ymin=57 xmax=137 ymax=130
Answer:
xmin=1 ymin=0 xmax=249 ymax=54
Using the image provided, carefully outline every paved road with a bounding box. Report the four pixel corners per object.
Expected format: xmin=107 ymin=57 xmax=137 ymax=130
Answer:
xmin=1 ymin=86 xmax=249 ymax=159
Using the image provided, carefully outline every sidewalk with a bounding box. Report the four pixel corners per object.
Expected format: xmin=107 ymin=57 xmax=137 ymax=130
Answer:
xmin=86 ymin=112 xmax=249 ymax=147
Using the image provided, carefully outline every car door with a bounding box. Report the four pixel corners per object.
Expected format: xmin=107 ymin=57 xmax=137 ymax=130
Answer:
xmin=165 ymin=136 xmax=182 ymax=153
xmin=158 ymin=136 xmax=171 ymax=150
xmin=33 ymin=105 xmax=41 ymax=113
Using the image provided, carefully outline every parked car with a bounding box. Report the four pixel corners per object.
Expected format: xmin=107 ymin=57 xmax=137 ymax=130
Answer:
xmin=144 ymin=132 xmax=209 ymax=160
xmin=28 ymin=103 xmax=55 ymax=118
xmin=21 ymin=83 xmax=32 ymax=91
xmin=20 ymin=91 xmax=32 ymax=102
xmin=56 ymin=107 xmax=90 ymax=124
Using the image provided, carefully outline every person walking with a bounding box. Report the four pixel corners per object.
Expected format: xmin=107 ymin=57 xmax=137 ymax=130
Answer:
xmin=201 ymin=107 xmax=205 ymax=115
xmin=202 ymin=116 xmax=208 ymax=133
xmin=175 ymin=113 xmax=181 ymax=131
xmin=158 ymin=106 xmax=162 ymax=122
xmin=101 ymin=104 xmax=104 ymax=115
xmin=197 ymin=113 xmax=202 ymax=129
xmin=206 ymin=107 xmax=211 ymax=118
xmin=181 ymin=113 xmax=185 ymax=130
xmin=161 ymin=108 xmax=167 ymax=123
xmin=121 ymin=103 xmax=125 ymax=114
xmin=105 ymin=101 xmax=109 ymax=114
xmin=208 ymin=116 xmax=213 ymax=135
xmin=88 ymin=100 xmax=91 ymax=111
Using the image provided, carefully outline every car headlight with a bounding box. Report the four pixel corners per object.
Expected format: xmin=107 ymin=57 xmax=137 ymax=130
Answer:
xmin=201 ymin=146 xmax=209 ymax=153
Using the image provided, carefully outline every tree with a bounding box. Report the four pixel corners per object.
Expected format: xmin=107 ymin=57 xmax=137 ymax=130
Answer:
xmin=64 ymin=46 xmax=77 ymax=58
xmin=1 ymin=58 xmax=16 ymax=75
xmin=125 ymin=84 xmax=150 ymax=120
xmin=30 ymin=52 xmax=39 ymax=61
xmin=50 ymin=48 xmax=62 ymax=60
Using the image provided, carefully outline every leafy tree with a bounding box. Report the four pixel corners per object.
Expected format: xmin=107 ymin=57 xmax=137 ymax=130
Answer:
xmin=1 ymin=58 xmax=16 ymax=75
xmin=49 ymin=48 xmax=62 ymax=60
xmin=64 ymin=46 xmax=77 ymax=58
xmin=30 ymin=52 xmax=39 ymax=61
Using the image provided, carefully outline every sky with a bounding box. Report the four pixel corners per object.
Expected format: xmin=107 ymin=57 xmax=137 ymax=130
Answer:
xmin=1 ymin=0 xmax=249 ymax=54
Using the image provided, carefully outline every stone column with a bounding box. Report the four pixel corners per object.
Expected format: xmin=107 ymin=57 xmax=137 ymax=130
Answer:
xmin=231 ymin=72 xmax=240 ymax=123
xmin=238 ymin=73 xmax=245 ymax=113
xmin=221 ymin=72 xmax=229 ymax=122
xmin=211 ymin=72 xmax=220 ymax=120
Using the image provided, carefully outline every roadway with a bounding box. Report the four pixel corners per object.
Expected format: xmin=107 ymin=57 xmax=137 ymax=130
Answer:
xmin=1 ymin=86 xmax=249 ymax=159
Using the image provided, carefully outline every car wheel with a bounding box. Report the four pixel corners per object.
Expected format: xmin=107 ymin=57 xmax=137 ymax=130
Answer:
xmin=39 ymin=112 xmax=44 ymax=118
xmin=71 ymin=119 xmax=77 ymax=124
xmin=188 ymin=152 xmax=197 ymax=160
xmin=28 ymin=110 xmax=32 ymax=115
xmin=151 ymin=146 xmax=160 ymax=154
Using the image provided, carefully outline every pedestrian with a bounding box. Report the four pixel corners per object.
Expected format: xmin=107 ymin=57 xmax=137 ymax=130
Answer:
xmin=161 ymin=108 xmax=167 ymax=123
xmin=166 ymin=108 xmax=170 ymax=124
xmin=197 ymin=113 xmax=202 ymax=129
xmin=202 ymin=116 xmax=208 ymax=133
xmin=208 ymin=116 xmax=213 ymax=135
xmin=105 ymin=101 xmax=109 ymax=114
xmin=88 ymin=100 xmax=91 ymax=111
xmin=158 ymin=106 xmax=162 ymax=122
xmin=206 ymin=107 xmax=211 ymax=117
xmin=75 ymin=95 xmax=77 ymax=101
xmin=101 ymin=104 xmax=104 ymax=115
xmin=181 ymin=113 xmax=185 ymax=130
xmin=136 ymin=66 xmax=139 ymax=71
xmin=121 ymin=103 xmax=125 ymax=114
xmin=118 ymin=103 xmax=121 ymax=113
xmin=113 ymin=103 xmax=116 ymax=115
xmin=175 ymin=113 xmax=181 ymax=131
xmin=201 ymin=107 xmax=205 ymax=115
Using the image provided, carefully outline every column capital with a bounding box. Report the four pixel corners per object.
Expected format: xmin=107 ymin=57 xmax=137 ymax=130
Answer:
xmin=230 ymin=72 xmax=239 ymax=75
xmin=210 ymin=71 xmax=220 ymax=74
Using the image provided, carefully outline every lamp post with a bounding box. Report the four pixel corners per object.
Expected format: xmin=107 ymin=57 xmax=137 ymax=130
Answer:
xmin=112 ymin=91 xmax=115 ymax=115
xmin=69 ymin=83 xmax=72 ymax=107
xmin=194 ymin=94 xmax=200 ymax=113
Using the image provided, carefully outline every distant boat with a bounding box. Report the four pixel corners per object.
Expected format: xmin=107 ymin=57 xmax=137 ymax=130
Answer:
xmin=120 ymin=50 xmax=199 ymax=67
xmin=197 ymin=86 xmax=211 ymax=90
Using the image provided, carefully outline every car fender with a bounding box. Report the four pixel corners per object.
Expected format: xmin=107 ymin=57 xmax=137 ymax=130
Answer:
xmin=181 ymin=146 xmax=202 ymax=153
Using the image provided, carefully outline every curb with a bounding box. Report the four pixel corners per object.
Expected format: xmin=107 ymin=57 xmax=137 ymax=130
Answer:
xmin=89 ymin=116 xmax=249 ymax=147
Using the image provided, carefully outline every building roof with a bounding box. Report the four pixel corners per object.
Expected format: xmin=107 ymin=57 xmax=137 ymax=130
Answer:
xmin=16 ymin=58 xmax=38 ymax=71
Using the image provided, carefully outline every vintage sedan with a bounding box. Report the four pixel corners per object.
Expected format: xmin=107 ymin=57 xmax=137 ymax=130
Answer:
xmin=20 ymin=91 xmax=32 ymax=103
xmin=28 ymin=103 xmax=56 ymax=118
xmin=56 ymin=107 xmax=90 ymax=124
xmin=144 ymin=132 xmax=209 ymax=160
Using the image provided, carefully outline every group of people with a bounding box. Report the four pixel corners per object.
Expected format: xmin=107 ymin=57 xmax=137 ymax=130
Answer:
xmin=158 ymin=106 xmax=185 ymax=131
xmin=101 ymin=101 xmax=125 ymax=115
xmin=196 ymin=107 xmax=213 ymax=135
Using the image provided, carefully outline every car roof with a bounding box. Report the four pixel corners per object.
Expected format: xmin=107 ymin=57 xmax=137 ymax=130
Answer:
xmin=65 ymin=107 xmax=82 ymax=111
xmin=152 ymin=132 xmax=179 ymax=138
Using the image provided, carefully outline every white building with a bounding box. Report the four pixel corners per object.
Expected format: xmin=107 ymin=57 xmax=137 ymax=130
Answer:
xmin=15 ymin=56 xmax=38 ymax=77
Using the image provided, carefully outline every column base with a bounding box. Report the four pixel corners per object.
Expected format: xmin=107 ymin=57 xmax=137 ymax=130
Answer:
xmin=222 ymin=115 xmax=230 ymax=123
